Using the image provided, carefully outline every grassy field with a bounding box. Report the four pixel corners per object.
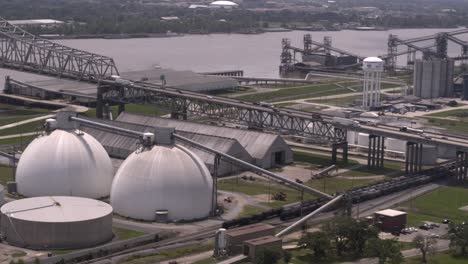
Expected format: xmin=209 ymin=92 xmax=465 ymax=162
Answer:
xmin=113 ymin=227 xmax=146 ymax=240
xmin=293 ymin=151 xmax=358 ymax=168
xmin=306 ymin=95 xmax=361 ymax=106
xmin=238 ymin=205 xmax=267 ymax=217
xmin=426 ymin=109 xmax=468 ymax=118
xmin=235 ymin=83 xmax=351 ymax=102
xmin=337 ymin=161 xmax=404 ymax=178
xmin=396 ymin=186 xmax=468 ymax=226
xmin=0 ymin=120 xmax=44 ymax=136
xmin=0 ymin=166 xmax=15 ymax=186
xmin=0 ymin=135 xmax=36 ymax=146
xmin=404 ymin=251 xmax=468 ymax=264
xmin=424 ymin=117 xmax=468 ymax=135
xmin=122 ymin=242 xmax=213 ymax=264
xmin=218 ymin=178 xmax=315 ymax=208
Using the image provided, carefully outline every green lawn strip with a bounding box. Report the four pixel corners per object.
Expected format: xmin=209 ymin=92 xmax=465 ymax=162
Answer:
xmin=11 ymin=251 xmax=26 ymax=258
xmin=0 ymin=120 xmax=44 ymax=136
xmin=52 ymin=249 xmax=75 ymax=255
xmin=397 ymin=186 xmax=468 ymax=227
xmin=0 ymin=135 xmax=36 ymax=146
xmin=293 ymin=151 xmax=359 ymax=168
xmin=305 ymin=177 xmax=380 ymax=195
xmin=218 ymin=178 xmax=315 ymax=204
xmin=0 ymin=114 xmax=49 ymax=126
xmin=404 ymin=251 xmax=468 ymax=264
xmin=424 ymin=117 xmax=468 ymax=134
xmin=235 ymin=83 xmax=351 ymax=102
xmin=113 ymin=227 xmax=146 ymax=240
xmin=426 ymin=109 xmax=468 ymax=118
xmin=122 ymin=242 xmax=213 ymax=264
xmin=0 ymin=165 xmax=14 ymax=186
xmin=306 ymin=95 xmax=361 ymax=106
xmin=337 ymin=161 xmax=404 ymax=178
xmin=239 ymin=205 xmax=267 ymax=218
xmin=399 ymin=241 xmax=417 ymax=251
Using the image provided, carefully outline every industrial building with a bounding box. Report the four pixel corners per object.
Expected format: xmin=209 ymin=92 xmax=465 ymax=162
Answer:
xmin=15 ymin=122 xmax=114 ymax=199
xmin=80 ymin=117 xmax=253 ymax=176
xmin=225 ymin=223 xmax=276 ymax=255
xmin=374 ymin=209 xmax=407 ymax=233
xmin=120 ymin=68 xmax=238 ymax=92
xmin=110 ymin=128 xmax=214 ymax=222
xmin=0 ymin=196 xmax=113 ymax=249
xmin=243 ymin=236 xmax=283 ymax=262
xmin=413 ymin=59 xmax=454 ymax=99
xmin=116 ymin=112 xmax=294 ymax=169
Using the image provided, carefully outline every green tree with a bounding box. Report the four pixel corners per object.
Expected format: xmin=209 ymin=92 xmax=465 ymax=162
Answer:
xmin=299 ymin=231 xmax=331 ymax=259
xmin=413 ymin=234 xmax=436 ymax=264
xmin=255 ymin=247 xmax=281 ymax=264
xmin=365 ymin=238 xmax=403 ymax=264
xmin=449 ymin=223 xmax=468 ymax=256
xmin=348 ymin=220 xmax=379 ymax=256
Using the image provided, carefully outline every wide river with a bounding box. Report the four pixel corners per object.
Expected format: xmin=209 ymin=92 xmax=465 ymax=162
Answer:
xmin=1 ymin=27 xmax=467 ymax=86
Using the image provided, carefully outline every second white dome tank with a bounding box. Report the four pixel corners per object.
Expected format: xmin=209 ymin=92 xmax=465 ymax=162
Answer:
xmin=110 ymin=144 xmax=213 ymax=222
xmin=16 ymin=129 xmax=114 ymax=199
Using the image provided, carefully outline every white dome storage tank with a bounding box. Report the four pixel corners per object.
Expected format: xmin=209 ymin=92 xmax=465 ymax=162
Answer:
xmin=357 ymin=133 xmax=369 ymax=147
xmin=386 ymin=138 xmax=406 ymax=152
xmin=111 ymin=144 xmax=213 ymax=222
xmin=16 ymin=127 xmax=114 ymax=199
xmin=0 ymin=196 xmax=113 ymax=249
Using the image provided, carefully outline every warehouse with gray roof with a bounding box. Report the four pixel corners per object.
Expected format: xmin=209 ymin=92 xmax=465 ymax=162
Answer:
xmin=80 ymin=117 xmax=253 ymax=176
xmin=116 ymin=112 xmax=293 ymax=168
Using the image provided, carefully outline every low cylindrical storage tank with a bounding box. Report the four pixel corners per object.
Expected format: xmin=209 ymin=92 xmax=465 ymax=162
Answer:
xmin=386 ymin=138 xmax=406 ymax=152
xmin=357 ymin=133 xmax=369 ymax=147
xmin=421 ymin=145 xmax=437 ymax=165
xmin=0 ymin=196 xmax=113 ymax=249
xmin=111 ymin=144 xmax=213 ymax=222
xmin=16 ymin=129 xmax=114 ymax=199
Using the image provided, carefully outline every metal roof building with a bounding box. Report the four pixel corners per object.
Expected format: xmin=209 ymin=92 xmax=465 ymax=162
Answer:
xmin=120 ymin=68 xmax=238 ymax=92
xmin=79 ymin=117 xmax=252 ymax=176
xmin=116 ymin=113 xmax=293 ymax=168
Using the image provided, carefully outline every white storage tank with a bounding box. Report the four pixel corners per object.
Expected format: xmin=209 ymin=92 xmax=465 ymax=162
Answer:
xmin=0 ymin=196 xmax=113 ymax=249
xmin=110 ymin=143 xmax=214 ymax=222
xmin=386 ymin=138 xmax=406 ymax=153
xmin=357 ymin=133 xmax=369 ymax=147
xmin=15 ymin=126 xmax=114 ymax=199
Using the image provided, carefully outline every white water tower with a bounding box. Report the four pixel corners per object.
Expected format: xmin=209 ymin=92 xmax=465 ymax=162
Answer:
xmin=362 ymin=57 xmax=384 ymax=109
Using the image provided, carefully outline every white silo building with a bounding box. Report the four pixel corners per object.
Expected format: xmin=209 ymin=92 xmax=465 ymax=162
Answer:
xmin=1 ymin=196 xmax=113 ymax=249
xmin=110 ymin=130 xmax=214 ymax=222
xmin=362 ymin=57 xmax=384 ymax=109
xmin=16 ymin=119 xmax=114 ymax=199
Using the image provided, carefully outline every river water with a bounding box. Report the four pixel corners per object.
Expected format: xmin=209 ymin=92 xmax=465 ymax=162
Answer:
xmin=1 ymin=27 xmax=467 ymax=85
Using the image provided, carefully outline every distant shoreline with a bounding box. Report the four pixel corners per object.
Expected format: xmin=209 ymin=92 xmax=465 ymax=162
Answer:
xmin=40 ymin=26 xmax=463 ymax=40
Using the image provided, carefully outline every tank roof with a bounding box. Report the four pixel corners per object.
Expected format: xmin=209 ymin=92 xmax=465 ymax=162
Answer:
xmin=364 ymin=57 xmax=383 ymax=63
xmin=1 ymin=196 xmax=112 ymax=223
